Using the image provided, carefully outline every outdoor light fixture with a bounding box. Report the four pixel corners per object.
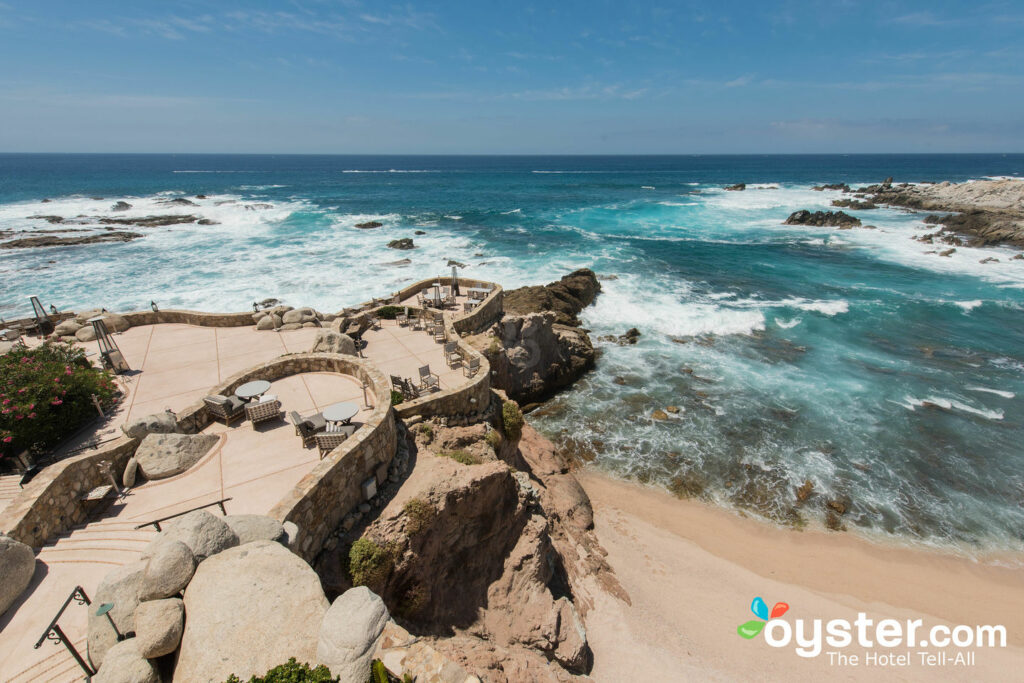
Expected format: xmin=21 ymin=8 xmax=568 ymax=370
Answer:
xmin=150 ymin=301 xmax=159 ymax=312
xmin=49 ymin=304 xmax=58 ymax=314
xmin=253 ymin=301 xmax=260 ymax=312
xmin=90 ymin=317 xmax=130 ymax=374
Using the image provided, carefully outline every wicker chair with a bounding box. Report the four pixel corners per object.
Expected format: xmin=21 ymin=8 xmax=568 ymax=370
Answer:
xmin=290 ymin=410 xmax=327 ymax=447
xmin=444 ymin=341 xmax=463 ymax=368
xmin=316 ymin=425 xmax=357 ymax=458
xmin=432 ymin=324 xmax=446 ymax=343
xmin=463 ymin=356 xmax=481 ymax=377
xmin=396 ymin=314 xmax=409 ymax=327
xmin=245 ymin=398 xmax=283 ymax=425
xmin=204 ymin=394 xmax=246 ymax=426
xmin=418 ymin=365 xmax=440 ymax=393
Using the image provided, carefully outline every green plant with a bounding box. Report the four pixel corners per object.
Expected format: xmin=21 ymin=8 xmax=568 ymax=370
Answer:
xmin=1 ymin=341 xmax=119 ymax=460
xmin=376 ymin=306 xmax=403 ymax=320
xmin=224 ymin=657 xmax=337 ymax=683
xmin=418 ymin=422 xmax=433 ymax=441
xmin=440 ymin=449 xmax=481 ymax=465
xmin=370 ymin=659 xmax=388 ymax=683
xmin=348 ymin=537 xmax=395 ymax=592
xmin=501 ymin=400 xmax=524 ymax=442
xmin=390 ymin=390 xmax=404 ymax=406
xmin=403 ymin=497 xmax=436 ymax=535
xmin=484 ymin=429 xmax=502 ymax=450
xmin=487 ymin=336 xmax=502 ymax=355
xmin=397 ymin=582 xmax=429 ymax=619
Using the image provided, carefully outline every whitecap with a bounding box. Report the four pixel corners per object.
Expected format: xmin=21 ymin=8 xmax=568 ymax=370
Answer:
xmin=775 ymin=317 xmax=802 ymax=329
xmin=501 ymin=208 xmax=522 ymax=215
xmin=966 ymin=386 xmax=1016 ymax=399
xmin=641 ymin=186 xmax=656 ymax=190
xmin=900 ymin=395 xmax=1004 ymax=420
xmin=955 ymin=300 xmax=983 ymax=312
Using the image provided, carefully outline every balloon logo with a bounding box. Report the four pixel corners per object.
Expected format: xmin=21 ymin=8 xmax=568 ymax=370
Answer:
xmin=737 ymin=596 xmax=789 ymax=639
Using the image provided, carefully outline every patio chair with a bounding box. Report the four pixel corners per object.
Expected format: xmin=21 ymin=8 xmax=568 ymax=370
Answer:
xmin=444 ymin=341 xmax=463 ymax=368
xmin=418 ymin=365 xmax=440 ymax=393
xmin=391 ymin=375 xmax=406 ymax=393
xmin=245 ymin=396 xmax=283 ymax=425
xmin=432 ymin=324 xmax=446 ymax=343
xmin=290 ymin=410 xmax=327 ymax=447
xmin=401 ymin=378 xmax=421 ymax=400
xmin=416 ymin=291 xmax=426 ymax=307
xmin=396 ymin=314 xmax=408 ymax=327
xmin=432 ymin=311 xmax=444 ymax=324
xmin=411 ymin=313 xmax=424 ymax=331
xmin=391 ymin=295 xmax=401 ymax=304
xmin=369 ymin=315 xmax=381 ymax=330
xmin=463 ymin=356 xmax=481 ymax=377
xmin=316 ymin=425 xmax=357 ymax=458
xmin=463 ymin=302 xmax=476 ymax=313
xmin=204 ymin=394 xmax=246 ymax=426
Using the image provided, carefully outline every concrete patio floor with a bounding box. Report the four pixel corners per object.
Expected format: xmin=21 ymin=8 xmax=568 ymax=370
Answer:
xmin=1 ymin=317 xmax=474 ymax=681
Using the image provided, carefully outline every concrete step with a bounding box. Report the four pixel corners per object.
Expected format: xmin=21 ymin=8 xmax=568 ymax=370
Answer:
xmin=6 ymin=637 xmax=88 ymax=683
xmin=36 ymin=546 xmax=143 ymax=565
xmin=46 ymin=536 xmax=151 ymax=552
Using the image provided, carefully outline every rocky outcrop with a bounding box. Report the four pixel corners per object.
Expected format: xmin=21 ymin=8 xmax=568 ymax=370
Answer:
xmin=223 ymin=514 xmax=287 ymax=545
xmin=1 ymin=231 xmax=142 ymax=249
xmin=831 ymin=198 xmax=876 ymax=210
xmin=161 ymin=510 xmax=239 ymax=562
xmin=355 ymin=221 xmax=383 ymax=229
xmin=121 ymin=411 xmax=180 ymax=441
xmin=88 ymin=560 xmax=147 ymax=668
xmin=134 ymin=433 xmax=219 ymax=480
xmin=111 ymin=201 xmax=132 ymax=211
xmin=387 ymin=238 xmax=415 ymax=249
xmin=784 ymin=210 xmax=861 ymax=228
xmin=477 ymin=313 xmax=595 ymax=404
xmin=317 ymin=587 xmax=391 ymax=682
xmin=134 ymin=597 xmax=185 ymax=658
xmin=724 ymin=183 xmax=746 ymax=191
xmin=310 ymin=330 xmax=357 ymax=356
xmin=175 ymin=541 xmax=329 ymax=682
xmin=54 ymin=318 xmax=83 ymax=336
xmin=812 ymin=183 xmax=851 ymax=191
xmin=503 ymin=269 xmax=600 ymax=327
xmin=98 ymin=214 xmax=199 ymax=227
xmin=0 ymin=534 xmax=35 ymax=617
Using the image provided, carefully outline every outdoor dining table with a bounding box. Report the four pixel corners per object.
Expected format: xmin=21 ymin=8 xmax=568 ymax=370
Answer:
xmin=466 ymin=287 xmax=490 ymax=300
xmin=322 ymin=401 xmax=359 ymax=425
xmin=235 ymin=379 xmax=271 ymax=402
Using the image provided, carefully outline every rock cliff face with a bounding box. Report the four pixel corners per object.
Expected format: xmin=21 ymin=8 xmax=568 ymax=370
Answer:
xmin=473 ymin=269 xmax=600 ymax=403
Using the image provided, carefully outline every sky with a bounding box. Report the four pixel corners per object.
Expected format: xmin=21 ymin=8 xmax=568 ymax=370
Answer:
xmin=0 ymin=1 xmax=1022 ymax=154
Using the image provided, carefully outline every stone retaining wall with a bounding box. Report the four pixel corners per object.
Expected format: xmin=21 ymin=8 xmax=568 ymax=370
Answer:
xmin=121 ymin=309 xmax=254 ymax=328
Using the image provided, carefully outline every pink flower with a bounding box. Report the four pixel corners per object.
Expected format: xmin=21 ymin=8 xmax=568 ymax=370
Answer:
xmin=27 ymin=403 xmax=34 ymax=410
xmin=65 ymin=366 xmax=73 ymax=375
xmin=15 ymin=414 xmax=23 ymax=420
xmin=2 ymin=437 xmax=11 ymax=443
xmin=1 ymin=399 xmax=8 ymax=405
xmin=27 ymin=412 xmax=36 ymax=419
xmin=51 ymin=398 xmax=63 ymax=406
xmin=17 ymin=388 xmax=26 ymax=394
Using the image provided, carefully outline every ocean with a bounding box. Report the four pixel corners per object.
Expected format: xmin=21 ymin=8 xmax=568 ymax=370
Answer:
xmin=2 ymin=153 xmax=1023 ymax=555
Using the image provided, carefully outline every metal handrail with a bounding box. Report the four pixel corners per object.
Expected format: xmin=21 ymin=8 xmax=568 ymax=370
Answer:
xmin=134 ymin=497 xmax=232 ymax=531
xmin=33 ymin=586 xmax=95 ymax=677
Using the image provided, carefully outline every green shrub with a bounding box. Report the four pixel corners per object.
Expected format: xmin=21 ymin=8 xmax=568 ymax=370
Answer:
xmin=370 ymin=659 xmax=389 ymax=683
xmin=390 ymin=390 xmax=404 ymax=406
xmin=403 ymin=497 xmax=436 ymax=535
xmin=484 ymin=429 xmax=502 ymax=451
xmin=348 ymin=537 xmax=395 ymax=592
xmin=501 ymin=400 xmax=524 ymax=442
xmin=418 ymin=422 xmax=433 ymax=441
xmin=440 ymin=450 xmax=481 ymax=465
xmin=1 ymin=342 xmax=119 ymax=459
xmin=224 ymin=657 xmax=337 ymax=683
xmin=376 ymin=306 xmax=403 ymax=320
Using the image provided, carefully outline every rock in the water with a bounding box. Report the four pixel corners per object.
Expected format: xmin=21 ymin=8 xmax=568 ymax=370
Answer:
xmin=316 ymin=586 xmax=390 ymax=682
xmin=93 ymin=639 xmax=159 ymax=683
xmin=651 ymin=409 xmax=669 ymax=421
xmin=134 ymin=598 xmax=184 ymax=659
xmin=111 ymin=201 xmax=132 ymax=212
xmin=724 ymin=183 xmax=746 ymax=191
xmin=0 ymin=534 xmax=35 ymax=617
xmin=387 ymin=238 xmax=415 ymax=250
xmin=223 ymin=514 xmax=287 ymax=545
xmin=139 ymin=539 xmax=196 ymax=601
xmin=310 ymin=330 xmax=357 ymax=356
xmin=784 ymin=210 xmax=861 ymax=228
xmin=162 ymin=510 xmax=239 ymax=562
xmin=122 ymin=457 xmax=139 ymax=488
xmin=121 ymin=411 xmax=179 ymax=441
xmin=282 ymin=306 xmax=317 ymax=325
xmin=134 ymin=433 xmax=218 ymax=480
xmin=88 ymin=560 xmax=146 ymax=669
xmin=354 ymin=221 xmax=383 ymax=229
xmin=175 ymin=541 xmax=329 ymax=682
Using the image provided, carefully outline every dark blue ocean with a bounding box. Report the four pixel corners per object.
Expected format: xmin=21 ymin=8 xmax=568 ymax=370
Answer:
xmin=2 ymin=154 xmax=1024 ymax=554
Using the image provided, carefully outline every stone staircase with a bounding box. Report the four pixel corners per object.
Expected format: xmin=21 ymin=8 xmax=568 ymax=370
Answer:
xmin=0 ymin=473 xmax=23 ymax=517
xmin=5 ymin=635 xmax=90 ymax=683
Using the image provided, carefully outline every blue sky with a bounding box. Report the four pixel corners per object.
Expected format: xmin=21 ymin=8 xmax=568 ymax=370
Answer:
xmin=0 ymin=1 xmax=1022 ymax=153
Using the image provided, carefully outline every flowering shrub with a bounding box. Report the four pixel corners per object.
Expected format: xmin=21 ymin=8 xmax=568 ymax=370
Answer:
xmin=0 ymin=342 xmax=119 ymax=460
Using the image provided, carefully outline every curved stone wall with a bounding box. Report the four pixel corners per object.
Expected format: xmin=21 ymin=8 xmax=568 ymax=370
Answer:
xmin=121 ymin=309 xmax=255 ymax=328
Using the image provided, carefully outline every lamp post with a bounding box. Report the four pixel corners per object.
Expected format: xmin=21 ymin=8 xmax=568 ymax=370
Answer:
xmin=150 ymin=301 xmax=159 ymax=312
xmin=89 ymin=317 xmax=130 ymax=374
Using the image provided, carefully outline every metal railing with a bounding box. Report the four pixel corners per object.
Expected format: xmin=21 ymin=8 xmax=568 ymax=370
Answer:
xmin=134 ymin=497 xmax=232 ymax=531
xmin=33 ymin=586 xmax=95 ymax=677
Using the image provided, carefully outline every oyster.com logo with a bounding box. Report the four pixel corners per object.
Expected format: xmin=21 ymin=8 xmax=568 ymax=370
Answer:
xmin=737 ymin=596 xmax=789 ymax=639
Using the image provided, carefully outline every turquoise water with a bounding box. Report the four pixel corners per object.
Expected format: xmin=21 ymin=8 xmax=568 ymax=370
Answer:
xmin=2 ymin=154 xmax=1024 ymax=553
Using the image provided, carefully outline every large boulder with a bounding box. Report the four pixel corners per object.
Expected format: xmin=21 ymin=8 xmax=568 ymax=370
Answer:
xmin=134 ymin=598 xmax=184 ymax=659
xmin=255 ymin=315 xmax=276 ymax=331
xmin=161 ymin=510 xmax=239 ymax=562
xmin=281 ymin=307 xmax=317 ymax=325
xmin=387 ymin=238 xmax=415 ymax=250
xmin=93 ymin=638 xmax=159 ymax=683
xmin=310 ymin=330 xmax=356 ymax=356
xmin=54 ymin=319 xmax=83 ymax=336
xmin=134 ymin=433 xmax=218 ymax=480
xmin=174 ymin=541 xmax=329 ymax=682
xmin=88 ymin=560 xmax=146 ymax=669
xmin=223 ymin=514 xmax=287 ymax=545
xmin=503 ymin=269 xmax=600 ymax=326
xmin=121 ymin=411 xmax=179 ymax=441
xmin=0 ymin=534 xmax=35 ymax=617
xmin=316 ymin=587 xmax=390 ymax=682
xmin=783 ymin=209 xmax=861 ymax=228
xmin=139 ymin=539 xmax=195 ymax=600
xmin=75 ymin=325 xmax=97 ymax=342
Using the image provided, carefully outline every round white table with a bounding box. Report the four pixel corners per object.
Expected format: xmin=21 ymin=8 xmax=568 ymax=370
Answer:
xmin=323 ymin=401 xmax=359 ymax=425
xmin=235 ymin=380 xmax=271 ymax=402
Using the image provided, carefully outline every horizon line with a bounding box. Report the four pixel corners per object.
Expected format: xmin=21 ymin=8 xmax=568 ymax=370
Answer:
xmin=1 ymin=151 xmax=1023 ymax=157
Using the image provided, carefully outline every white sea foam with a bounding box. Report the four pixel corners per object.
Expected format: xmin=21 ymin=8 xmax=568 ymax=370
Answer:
xmin=775 ymin=317 xmax=802 ymax=329
xmin=966 ymin=386 xmax=1015 ymax=399
xmin=955 ymin=300 xmax=984 ymax=312
xmin=501 ymin=208 xmax=522 ymax=215
xmin=641 ymin=185 xmax=656 ymax=190
xmin=341 ymin=169 xmax=442 ymax=173
xmin=899 ymin=395 xmax=1004 ymax=421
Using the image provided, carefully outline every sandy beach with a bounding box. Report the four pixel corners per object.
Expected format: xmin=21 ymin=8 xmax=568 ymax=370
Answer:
xmin=578 ymin=470 xmax=1024 ymax=681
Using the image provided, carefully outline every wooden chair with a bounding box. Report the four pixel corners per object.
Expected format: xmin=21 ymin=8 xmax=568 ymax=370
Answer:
xmin=315 ymin=425 xmax=357 ymax=458
xmin=245 ymin=398 xmax=283 ymax=425
xmin=290 ymin=410 xmax=327 ymax=447
xmin=463 ymin=356 xmax=481 ymax=377
xmin=418 ymin=365 xmax=440 ymax=393
xmin=444 ymin=341 xmax=463 ymax=368
xmin=432 ymin=324 xmax=446 ymax=343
